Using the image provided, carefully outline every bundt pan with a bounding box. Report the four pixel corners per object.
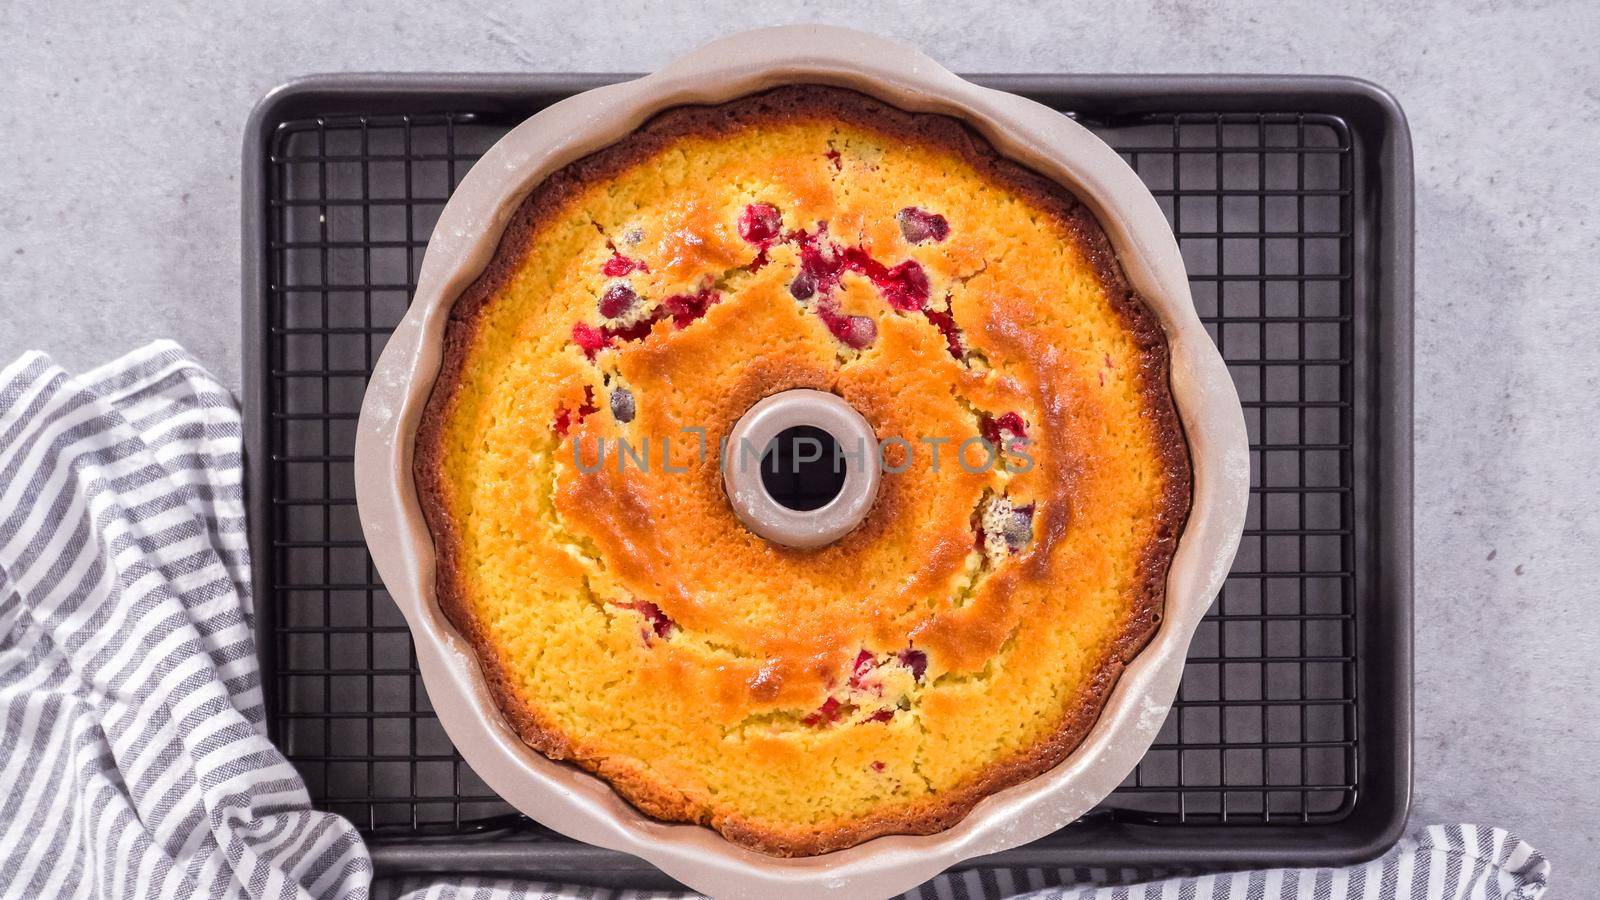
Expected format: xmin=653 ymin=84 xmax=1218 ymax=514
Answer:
xmin=354 ymin=25 xmax=1249 ymax=900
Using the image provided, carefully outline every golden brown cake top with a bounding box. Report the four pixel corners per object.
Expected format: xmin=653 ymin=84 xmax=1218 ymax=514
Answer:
xmin=416 ymin=85 xmax=1190 ymax=856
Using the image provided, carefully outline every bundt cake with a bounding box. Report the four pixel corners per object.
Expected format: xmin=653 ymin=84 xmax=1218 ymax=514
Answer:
xmin=413 ymin=85 xmax=1190 ymax=856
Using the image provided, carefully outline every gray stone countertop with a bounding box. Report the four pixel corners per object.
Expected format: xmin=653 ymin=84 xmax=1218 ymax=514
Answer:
xmin=2 ymin=0 xmax=1596 ymax=890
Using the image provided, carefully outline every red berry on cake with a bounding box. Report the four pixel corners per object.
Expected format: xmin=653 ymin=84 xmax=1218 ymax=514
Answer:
xmin=922 ymin=306 xmax=965 ymax=359
xmin=980 ymin=411 xmax=1028 ymax=447
xmin=896 ymin=207 xmax=950 ymax=243
xmin=849 ymin=649 xmax=876 ymax=687
xmin=818 ymin=305 xmax=877 ymax=349
xmin=617 ymin=599 xmax=675 ymax=640
xmin=881 ymin=260 xmax=930 ymax=311
xmin=737 ymin=202 xmax=783 ymax=244
xmin=897 ymin=648 xmax=928 ymax=682
xmin=636 ymin=600 xmax=675 ymax=638
xmin=840 ymin=315 xmax=877 ymax=349
xmin=552 ymin=386 xmax=599 ymax=437
xmin=802 ymin=696 xmax=844 ymax=727
xmin=598 ymin=283 xmax=638 ymax=319
xmin=571 ymin=322 xmax=608 ymax=359
xmin=789 ymin=272 xmax=817 ymax=301
xmin=602 ymin=252 xmax=647 ymax=277
xmin=662 ymin=287 xmax=719 ymax=328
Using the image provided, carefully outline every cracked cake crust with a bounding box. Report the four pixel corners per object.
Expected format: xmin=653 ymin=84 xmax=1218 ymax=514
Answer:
xmin=414 ymin=85 xmax=1191 ymax=856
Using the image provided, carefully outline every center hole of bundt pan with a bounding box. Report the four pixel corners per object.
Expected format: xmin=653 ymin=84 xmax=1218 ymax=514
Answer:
xmin=760 ymin=426 xmax=846 ymax=512
xmin=721 ymin=389 xmax=881 ymax=549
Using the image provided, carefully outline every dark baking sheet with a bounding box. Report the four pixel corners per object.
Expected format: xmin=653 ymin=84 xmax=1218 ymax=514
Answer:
xmin=241 ymin=74 xmax=1412 ymax=882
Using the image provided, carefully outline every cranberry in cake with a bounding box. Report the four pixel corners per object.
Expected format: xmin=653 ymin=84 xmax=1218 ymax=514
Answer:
xmin=414 ymin=86 xmax=1190 ymax=857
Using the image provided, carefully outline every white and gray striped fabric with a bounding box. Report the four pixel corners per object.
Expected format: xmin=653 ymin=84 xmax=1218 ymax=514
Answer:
xmin=0 ymin=342 xmax=1551 ymax=900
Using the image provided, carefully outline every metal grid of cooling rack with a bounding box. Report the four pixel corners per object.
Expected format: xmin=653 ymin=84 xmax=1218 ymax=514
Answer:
xmin=246 ymin=77 xmax=1407 ymax=868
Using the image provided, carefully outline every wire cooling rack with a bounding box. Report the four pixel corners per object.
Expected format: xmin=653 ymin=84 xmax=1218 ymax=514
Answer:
xmin=242 ymin=75 xmax=1412 ymax=875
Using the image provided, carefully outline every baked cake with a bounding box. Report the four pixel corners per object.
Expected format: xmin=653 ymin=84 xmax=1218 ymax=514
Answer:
xmin=414 ymin=86 xmax=1190 ymax=856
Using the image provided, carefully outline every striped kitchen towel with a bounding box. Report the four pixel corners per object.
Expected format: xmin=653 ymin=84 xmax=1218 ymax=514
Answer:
xmin=0 ymin=341 xmax=1551 ymax=900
